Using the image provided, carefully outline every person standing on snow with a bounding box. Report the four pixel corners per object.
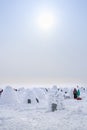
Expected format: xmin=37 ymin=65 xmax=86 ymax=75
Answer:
xmin=73 ymin=88 xmax=77 ymax=99
xmin=77 ymin=86 xmax=80 ymax=98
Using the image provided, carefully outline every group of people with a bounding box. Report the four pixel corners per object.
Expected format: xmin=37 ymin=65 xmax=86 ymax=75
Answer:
xmin=73 ymin=86 xmax=80 ymax=99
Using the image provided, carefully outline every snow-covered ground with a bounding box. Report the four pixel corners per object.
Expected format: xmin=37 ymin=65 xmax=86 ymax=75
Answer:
xmin=0 ymin=86 xmax=87 ymax=130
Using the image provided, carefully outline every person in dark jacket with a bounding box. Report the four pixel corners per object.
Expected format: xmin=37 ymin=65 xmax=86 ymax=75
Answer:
xmin=73 ymin=88 xmax=77 ymax=99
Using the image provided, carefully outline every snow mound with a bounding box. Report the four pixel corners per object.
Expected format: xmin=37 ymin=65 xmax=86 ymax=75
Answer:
xmin=0 ymin=86 xmax=19 ymax=105
xmin=23 ymin=89 xmax=39 ymax=104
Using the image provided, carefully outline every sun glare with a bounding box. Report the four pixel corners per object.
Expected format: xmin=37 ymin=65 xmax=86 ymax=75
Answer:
xmin=37 ymin=11 xmax=55 ymax=31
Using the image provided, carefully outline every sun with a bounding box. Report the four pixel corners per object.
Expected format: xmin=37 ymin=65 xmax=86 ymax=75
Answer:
xmin=37 ymin=11 xmax=55 ymax=31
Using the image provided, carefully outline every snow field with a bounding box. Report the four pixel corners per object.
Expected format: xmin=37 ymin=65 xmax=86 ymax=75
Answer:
xmin=0 ymin=86 xmax=87 ymax=130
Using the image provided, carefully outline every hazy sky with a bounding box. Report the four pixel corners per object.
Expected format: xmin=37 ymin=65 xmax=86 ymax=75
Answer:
xmin=0 ymin=0 xmax=87 ymax=86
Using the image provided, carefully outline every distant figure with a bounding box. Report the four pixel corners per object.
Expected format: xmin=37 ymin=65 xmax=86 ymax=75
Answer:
xmin=77 ymin=86 xmax=80 ymax=98
xmin=73 ymin=88 xmax=77 ymax=99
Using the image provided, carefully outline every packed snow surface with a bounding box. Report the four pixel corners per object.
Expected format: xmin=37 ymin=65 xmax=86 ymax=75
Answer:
xmin=0 ymin=86 xmax=87 ymax=130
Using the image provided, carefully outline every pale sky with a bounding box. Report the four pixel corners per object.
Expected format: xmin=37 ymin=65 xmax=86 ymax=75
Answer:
xmin=0 ymin=0 xmax=87 ymax=86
